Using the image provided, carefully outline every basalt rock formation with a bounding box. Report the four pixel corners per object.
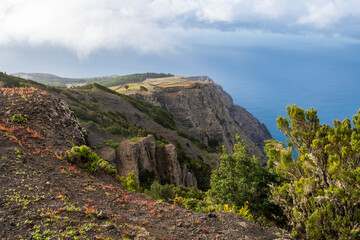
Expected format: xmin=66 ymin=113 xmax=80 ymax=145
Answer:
xmin=99 ymin=135 xmax=197 ymax=188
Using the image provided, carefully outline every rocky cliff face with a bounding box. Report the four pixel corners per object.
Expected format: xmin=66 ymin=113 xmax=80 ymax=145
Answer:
xmin=129 ymin=77 xmax=271 ymax=164
xmin=115 ymin=135 xmax=157 ymax=178
xmin=156 ymin=143 xmax=197 ymax=187
xmin=214 ymin=84 xmax=272 ymax=152
xmin=98 ymin=135 xmax=197 ymax=188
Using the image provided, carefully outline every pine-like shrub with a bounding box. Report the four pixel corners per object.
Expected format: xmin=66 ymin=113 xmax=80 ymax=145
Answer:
xmin=266 ymin=105 xmax=360 ymax=239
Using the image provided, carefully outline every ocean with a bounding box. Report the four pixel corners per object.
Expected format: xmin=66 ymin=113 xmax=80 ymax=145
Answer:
xmin=205 ymin=44 xmax=360 ymax=143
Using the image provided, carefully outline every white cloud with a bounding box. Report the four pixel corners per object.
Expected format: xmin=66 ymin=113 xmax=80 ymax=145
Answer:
xmin=0 ymin=0 xmax=359 ymax=56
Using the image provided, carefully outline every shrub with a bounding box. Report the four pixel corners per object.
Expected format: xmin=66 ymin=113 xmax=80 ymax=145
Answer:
xmin=183 ymin=198 xmax=202 ymax=212
xmin=139 ymin=85 xmax=148 ymax=91
xmin=67 ymin=145 xmax=117 ymax=175
xmin=266 ymin=105 xmax=360 ymax=239
xmin=209 ymin=136 xmax=284 ymax=225
xmin=145 ymin=182 xmax=174 ymax=201
xmin=115 ymin=175 xmax=127 ymax=188
xmin=12 ymin=114 xmax=28 ymax=124
xmin=173 ymin=185 xmax=205 ymax=200
xmin=174 ymin=196 xmax=184 ymax=207
xmin=125 ymin=173 xmax=142 ymax=193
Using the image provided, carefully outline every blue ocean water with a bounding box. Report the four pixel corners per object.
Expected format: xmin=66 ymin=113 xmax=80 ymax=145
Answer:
xmin=204 ymin=44 xmax=360 ymax=143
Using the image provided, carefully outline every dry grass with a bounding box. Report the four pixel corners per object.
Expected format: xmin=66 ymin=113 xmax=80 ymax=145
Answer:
xmin=110 ymin=76 xmax=209 ymax=94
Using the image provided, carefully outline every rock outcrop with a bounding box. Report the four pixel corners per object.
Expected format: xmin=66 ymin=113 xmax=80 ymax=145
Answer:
xmin=113 ymin=135 xmax=197 ymax=187
xmin=129 ymin=77 xmax=272 ymax=164
xmin=115 ymin=135 xmax=157 ymax=178
xmin=46 ymin=98 xmax=87 ymax=147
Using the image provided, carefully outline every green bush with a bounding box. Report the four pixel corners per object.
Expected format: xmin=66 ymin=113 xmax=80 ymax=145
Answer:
xmin=125 ymin=173 xmax=142 ymax=193
xmin=139 ymin=86 xmax=148 ymax=91
xmin=67 ymin=145 xmax=117 ymax=175
xmin=145 ymin=182 xmax=174 ymax=201
xmin=183 ymin=198 xmax=203 ymax=212
xmin=209 ymin=136 xmax=285 ymax=225
xmin=173 ymin=185 xmax=205 ymax=200
xmin=174 ymin=196 xmax=184 ymax=206
xmin=266 ymin=105 xmax=360 ymax=239
xmin=12 ymin=114 xmax=28 ymax=124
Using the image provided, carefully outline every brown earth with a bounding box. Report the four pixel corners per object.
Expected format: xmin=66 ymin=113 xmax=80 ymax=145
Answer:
xmin=0 ymin=86 xmax=291 ymax=239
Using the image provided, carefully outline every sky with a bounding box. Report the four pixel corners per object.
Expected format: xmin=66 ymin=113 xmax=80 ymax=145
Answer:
xmin=1 ymin=0 xmax=360 ymax=141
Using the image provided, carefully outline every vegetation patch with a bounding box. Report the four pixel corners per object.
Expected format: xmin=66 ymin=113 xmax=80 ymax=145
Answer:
xmin=67 ymin=145 xmax=117 ymax=175
xmin=209 ymin=136 xmax=285 ymax=226
xmin=140 ymin=85 xmax=148 ymax=91
xmin=104 ymin=139 xmax=120 ymax=148
xmin=265 ymin=105 xmax=360 ymax=239
xmin=12 ymin=114 xmax=28 ymax=124
xmin=121 ymin=94 xmax=176 ymax=130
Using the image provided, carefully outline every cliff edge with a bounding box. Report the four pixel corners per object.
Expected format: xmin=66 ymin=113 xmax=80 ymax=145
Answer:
xmin=112 ymin=76 xmax=272 ymax=164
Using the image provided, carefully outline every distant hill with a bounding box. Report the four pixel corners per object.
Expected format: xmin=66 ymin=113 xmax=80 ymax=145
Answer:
xmin=12 ymin=72 xmax=174 ymax=87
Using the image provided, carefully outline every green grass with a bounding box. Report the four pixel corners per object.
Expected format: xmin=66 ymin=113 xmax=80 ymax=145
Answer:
xmin=130 ymin=137 xmax=141 ymax=142
xmin=104 ymin=139 xmax=120 ymax=148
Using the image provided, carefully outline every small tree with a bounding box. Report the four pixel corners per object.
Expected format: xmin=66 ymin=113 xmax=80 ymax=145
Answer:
xmin=126 ymin=173 xmax=142 ymax=192
xmin=209 ymin=136 xmax=284 ymax=224
xmin=140 ymin=86 xmax=148 ymax=91
xmin=265 ymin=105 xmax=360 ymax=239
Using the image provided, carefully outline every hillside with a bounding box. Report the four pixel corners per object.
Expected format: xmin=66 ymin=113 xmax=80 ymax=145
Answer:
xmin=0 ymin=73 xmax=291 ymax=239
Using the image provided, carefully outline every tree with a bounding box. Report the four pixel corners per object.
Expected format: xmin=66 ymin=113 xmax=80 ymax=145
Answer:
xmin=126 ymin=173 xmax=142 ymax=192
xmin=265 ymin=105 xmax=360 ymax=239
xmin=139 ymin=85 xmax=148 ymax=91
xmin=209 ymin=136 xmax=284 ymax=224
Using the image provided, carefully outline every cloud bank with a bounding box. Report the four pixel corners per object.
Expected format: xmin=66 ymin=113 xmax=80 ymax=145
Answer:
xmin=1 ymin=0 xmax=359 ymax=56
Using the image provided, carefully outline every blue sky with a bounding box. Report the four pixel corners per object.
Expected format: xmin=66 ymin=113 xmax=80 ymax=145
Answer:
xmin=1 ymin=0 xmax=360 ymax=140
